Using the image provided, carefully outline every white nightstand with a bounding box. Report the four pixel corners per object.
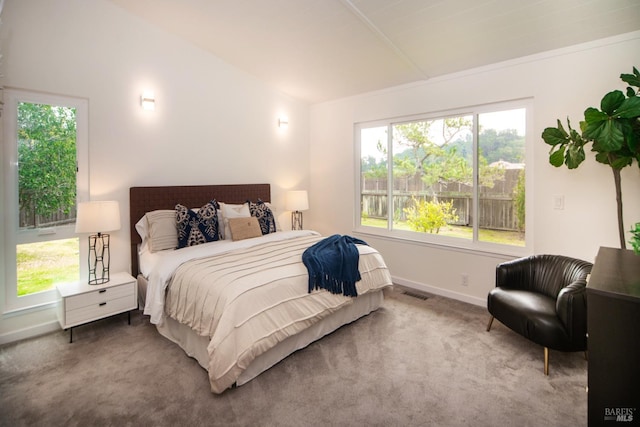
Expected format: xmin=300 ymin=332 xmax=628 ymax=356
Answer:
xmin=57 ymin=271 xmax=137 ymax=343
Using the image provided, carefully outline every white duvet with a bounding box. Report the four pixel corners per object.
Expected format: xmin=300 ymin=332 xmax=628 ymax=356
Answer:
xmin=142 ymin=230 xmax=392 ymax=393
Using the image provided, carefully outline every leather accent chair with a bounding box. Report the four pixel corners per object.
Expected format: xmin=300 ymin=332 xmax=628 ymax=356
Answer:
xmin=486 ymin=255 xmax=592 ymax=375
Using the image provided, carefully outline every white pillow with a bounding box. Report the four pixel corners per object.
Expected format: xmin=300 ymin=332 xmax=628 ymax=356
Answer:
xmin=220 ymin=203 xmax=250 ymax=239
xmin=145 ymin=210 xmax=177 ymax=252
xmin=135 ymin=216 xmax=150 ymax=252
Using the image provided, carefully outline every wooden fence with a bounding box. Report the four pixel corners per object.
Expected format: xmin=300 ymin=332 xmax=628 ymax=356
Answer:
xmin=361 ymin=168 xmax=522 ymax=231
xmin=19 ymin=209 xmax=76 ymax=229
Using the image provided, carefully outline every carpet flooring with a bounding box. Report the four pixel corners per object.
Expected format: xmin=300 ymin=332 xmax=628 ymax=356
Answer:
xmin=0 ymin=287 xmax=588 ymax=426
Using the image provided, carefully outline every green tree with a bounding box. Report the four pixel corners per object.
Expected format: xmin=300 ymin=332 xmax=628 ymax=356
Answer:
xmin=361 ymin=155 xmax=388 ymax=178
xmin=513 ymin=169 xmax=525 ymax=233
xmin=393 ymin=119 xmax=468 ymax=184
xmin=393 ymin=118 xmax=506 ymax=191
xmin=18 ymin=102 xmax=77 ymax=228
xmin=477 ymin=128 xmax=525 ymax=164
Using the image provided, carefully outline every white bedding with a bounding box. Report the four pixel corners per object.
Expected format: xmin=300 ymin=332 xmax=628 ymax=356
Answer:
xmin=142 ymin=230 xmax=393 ymax=393
xmin=143 ymin=230 xmax=318 ymax=324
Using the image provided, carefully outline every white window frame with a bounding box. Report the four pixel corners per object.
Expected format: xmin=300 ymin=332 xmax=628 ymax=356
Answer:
xmin=354 ymin=99 xmax=533 ymax=257
xmin=2 ymin=89 xmax=89 ymax=313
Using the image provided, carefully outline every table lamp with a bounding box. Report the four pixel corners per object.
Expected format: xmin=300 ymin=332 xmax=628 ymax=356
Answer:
xmin=75 ymin=200 xmax=121 ymax=285
xmin=285 ymin=190 xmax=309 ymax=230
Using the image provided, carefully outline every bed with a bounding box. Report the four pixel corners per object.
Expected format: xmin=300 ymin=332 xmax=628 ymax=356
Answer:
xmin=129 ymin=184 xmax=392 ymax=393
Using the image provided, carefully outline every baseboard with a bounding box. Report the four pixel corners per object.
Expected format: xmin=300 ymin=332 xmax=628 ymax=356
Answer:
xmin=0 ymin=320 xmax=60 ymax=346
xmin=392 ymin=275 xmax=486 ymax=307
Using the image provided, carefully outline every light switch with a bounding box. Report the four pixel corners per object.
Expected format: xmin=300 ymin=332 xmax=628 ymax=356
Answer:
xmin=553 ymin=195 xmax=564 ymax=210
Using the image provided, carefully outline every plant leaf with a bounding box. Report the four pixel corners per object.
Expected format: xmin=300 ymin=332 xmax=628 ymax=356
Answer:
xmin=614 ymin=96 xmax=640 ymax=119
xmin=584 ymin=107 xmax=608 ymax=125
xmin=600 ymin=90 xmax=625 ymax=114
xmin=541 ymin=127 xmax=567 ymax=146
xmin=588 ymin=120 xmax=624 ymax=152
xmin=566 ymin=144 xmax=585 ymax=169
xmin=610 ymin=155 xmax=633 ymax=170
xmin=549 ymin=146 xmax=565 ymax=167
xmin=620 ymin=66 xmax=640 ymax=88
xmin=594 ymin=151 xmax=611 ymax=165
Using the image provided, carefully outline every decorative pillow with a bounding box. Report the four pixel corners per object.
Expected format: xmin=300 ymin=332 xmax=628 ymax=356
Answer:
xmin=228 ymin=217 xmax=262 ymax=241
xmin=264 ymin=202 xmax=281 ymax=231
xmin=145 ymin=210 xmax=177 ymax=252
xmin=220 ymin=203 xmax=251 ymax=240
xmin=247 ymin=199 xmax=277 ymax=235
xmin=175 ymin=200 xmax=220 ymax=248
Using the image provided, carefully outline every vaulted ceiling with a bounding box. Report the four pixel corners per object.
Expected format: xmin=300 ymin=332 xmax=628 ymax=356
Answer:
xmin=107 ymin=0 xmax=640 ymax=103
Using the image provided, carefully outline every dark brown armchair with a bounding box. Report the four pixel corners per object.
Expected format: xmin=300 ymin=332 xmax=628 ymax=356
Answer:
xmin=486 ymin=254 xmax=592 ymax=375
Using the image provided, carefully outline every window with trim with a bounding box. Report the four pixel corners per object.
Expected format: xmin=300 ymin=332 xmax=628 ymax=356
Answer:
xmin=3 ymin=89 xmax=88 ymax=312
xmin=356 ymin=100 xmax=530 ymax=253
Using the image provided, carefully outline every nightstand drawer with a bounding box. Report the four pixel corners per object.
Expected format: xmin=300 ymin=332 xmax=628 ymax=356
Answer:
xmin=66 ymin=283 xmax=134 ymax=311
xmin=66 ymin=294 xmax=136 ymax=326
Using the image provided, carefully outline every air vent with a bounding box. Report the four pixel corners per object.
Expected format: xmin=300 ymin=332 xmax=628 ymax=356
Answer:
xmin=403 ymin=291 xmax=429 ymax=301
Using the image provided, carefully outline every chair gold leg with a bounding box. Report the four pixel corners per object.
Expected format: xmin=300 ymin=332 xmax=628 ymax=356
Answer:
xmin=486 ymin=315 xmax=494 ymax=332
xmin=544 ymin=347 xmax=549 ymax=376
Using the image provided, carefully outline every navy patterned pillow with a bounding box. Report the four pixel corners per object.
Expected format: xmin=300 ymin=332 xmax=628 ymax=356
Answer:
xmin=175 ymin=200 xmax=220 ymax=249
xmin=247 ymin=199 xmax=276 ymax=235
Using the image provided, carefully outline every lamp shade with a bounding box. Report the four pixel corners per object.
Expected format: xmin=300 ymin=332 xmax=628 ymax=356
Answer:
xmin=285 ymin=190 xmax=309 ymax=211
xmin=75 ymin=201 xmax=121 ymax=233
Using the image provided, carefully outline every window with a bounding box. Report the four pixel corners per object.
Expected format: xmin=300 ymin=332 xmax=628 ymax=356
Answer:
xmin=356 ymin=100 xmax=530 ymax=253
xmin=3 ymin=89 xmax=88 ymax=311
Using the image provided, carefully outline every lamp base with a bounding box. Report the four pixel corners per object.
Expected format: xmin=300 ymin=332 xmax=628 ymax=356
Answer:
xmin=88 ymin=276 xmax=110 ymax=285
xmin=87 ymin=233 xmax=111 ymax=285
xmin=291 ymin=211 xmax=303 ymax=231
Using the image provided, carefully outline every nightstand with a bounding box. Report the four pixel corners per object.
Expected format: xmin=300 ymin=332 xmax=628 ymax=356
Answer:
xmin=57 ymin=271 xmax=137 ymax=343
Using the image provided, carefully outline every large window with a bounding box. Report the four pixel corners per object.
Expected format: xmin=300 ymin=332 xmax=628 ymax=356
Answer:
xmin=356 ymin=101 xmax=530 ymax=253
xmin=3 ymin=89 xmax=88 ymax=311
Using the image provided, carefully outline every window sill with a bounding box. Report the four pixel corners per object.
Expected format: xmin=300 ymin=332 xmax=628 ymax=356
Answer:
xmin=353 ymin=226 xmax=530 ymax=259
xmin=3 ymin=300 xmax=58 ymax=318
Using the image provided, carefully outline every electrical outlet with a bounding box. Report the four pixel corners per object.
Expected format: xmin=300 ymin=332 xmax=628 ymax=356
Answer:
xmin=461 ymin=273 xmax=469 ymax=286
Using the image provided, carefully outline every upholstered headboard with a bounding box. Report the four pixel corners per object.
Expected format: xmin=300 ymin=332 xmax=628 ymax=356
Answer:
xmin=129 ymin=183 xmax=271 ymax=276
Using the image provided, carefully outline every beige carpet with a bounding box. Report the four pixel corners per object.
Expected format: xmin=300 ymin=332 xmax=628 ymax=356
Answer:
xmin=0 ymin=287 xmax=587 ymax=426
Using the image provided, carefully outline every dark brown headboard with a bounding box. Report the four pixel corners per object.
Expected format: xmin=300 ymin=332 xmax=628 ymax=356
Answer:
xmin=129 ymin=183 xmax=270 ymax=276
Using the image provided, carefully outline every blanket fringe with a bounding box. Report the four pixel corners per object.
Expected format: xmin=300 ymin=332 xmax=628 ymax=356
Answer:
xmin=309 ymin=273 xmax=359 ymax=297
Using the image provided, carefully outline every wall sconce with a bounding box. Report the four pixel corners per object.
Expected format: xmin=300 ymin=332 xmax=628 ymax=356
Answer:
xmin=278 ymin=116 xmax=289 ymax=129
xmin=141 ymin=91 xmax=155 ymax=111
xmin=285 ymin=190 xmax=308 ymax=230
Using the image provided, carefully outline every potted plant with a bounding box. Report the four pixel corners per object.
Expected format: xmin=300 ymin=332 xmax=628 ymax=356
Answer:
xmin=542 ymin=67 xmax=640 ymax=249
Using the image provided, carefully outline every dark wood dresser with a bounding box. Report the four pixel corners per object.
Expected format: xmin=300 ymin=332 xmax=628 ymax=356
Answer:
xmin=587 ymin=246 xmax=640 ymax=426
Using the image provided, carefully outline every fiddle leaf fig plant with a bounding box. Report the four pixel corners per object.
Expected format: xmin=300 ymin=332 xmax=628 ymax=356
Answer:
xmin=542 ymin=67 xmax=640 ymax=249
xmin=630 ymin=223 xmax=640 ymax=255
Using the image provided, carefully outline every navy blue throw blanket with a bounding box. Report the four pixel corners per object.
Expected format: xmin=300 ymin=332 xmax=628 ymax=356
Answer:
xmin=302 ymin=234 xmax=368 ymax=297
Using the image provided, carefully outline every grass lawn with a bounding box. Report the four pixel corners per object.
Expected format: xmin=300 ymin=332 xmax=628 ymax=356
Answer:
xmin=361 ymin=217 xmax=524 ymax=246
xmin=16 ymin=238 xmax=80 ymax=296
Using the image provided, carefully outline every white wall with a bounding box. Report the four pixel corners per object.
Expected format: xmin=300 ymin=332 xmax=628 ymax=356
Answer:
xmin=309 ymin=32 xmax=640 ymax=305
xmin=0 ymin=0 xmax=310 ymax=342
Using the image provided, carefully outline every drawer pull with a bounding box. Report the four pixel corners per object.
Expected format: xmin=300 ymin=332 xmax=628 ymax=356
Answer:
xmin=99 ymin=289 xmax=107 ymax=294
xmin=99 ymin=302 xmax=107 ymax=306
